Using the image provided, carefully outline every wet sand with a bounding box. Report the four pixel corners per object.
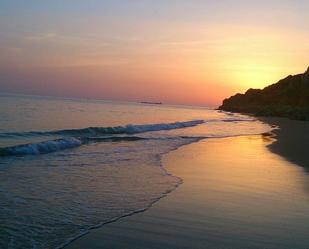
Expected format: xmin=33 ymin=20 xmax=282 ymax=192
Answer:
xmin=261 ymin=117 xmax=309 ymax=170
xmin=66 ymin=119 xmax=309 ymax=249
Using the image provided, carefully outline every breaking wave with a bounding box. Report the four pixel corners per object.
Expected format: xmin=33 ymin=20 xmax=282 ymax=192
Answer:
xmin=0 ymin=120 xmax=205 ymax=138
xmin=0 ymin=137 xmax=82 ymax=156
xmin=0 ymin=120 xmax=205 ymax=156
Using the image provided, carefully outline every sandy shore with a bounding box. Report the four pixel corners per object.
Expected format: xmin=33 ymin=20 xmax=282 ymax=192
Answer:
xmin=260 ymin=117 xmax=309 ymax=169
xmin=66 ymin=118 xmax=309 ymax=249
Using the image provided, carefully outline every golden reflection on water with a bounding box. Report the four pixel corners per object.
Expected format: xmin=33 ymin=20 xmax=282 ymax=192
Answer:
xmin=164 ymin=135 xmax=309 ymax=238
xmin=65 ymin=135 xmax=309 ymax=249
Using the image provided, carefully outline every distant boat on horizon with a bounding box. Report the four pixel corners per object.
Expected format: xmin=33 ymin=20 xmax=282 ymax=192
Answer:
xmin=140 ymin=101 xmax=163 ymax=105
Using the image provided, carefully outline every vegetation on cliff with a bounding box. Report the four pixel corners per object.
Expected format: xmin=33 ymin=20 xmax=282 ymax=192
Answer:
xmin=219 ymin=67 xmax=309 ymax=121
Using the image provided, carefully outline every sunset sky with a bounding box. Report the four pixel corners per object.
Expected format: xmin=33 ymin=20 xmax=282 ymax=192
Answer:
xmin=0 ymin=0 xmax=308 ymax=106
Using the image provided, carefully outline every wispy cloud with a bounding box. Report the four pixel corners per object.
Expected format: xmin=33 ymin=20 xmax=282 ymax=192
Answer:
xmin=24 ymin=33 xmax=57 ymax=41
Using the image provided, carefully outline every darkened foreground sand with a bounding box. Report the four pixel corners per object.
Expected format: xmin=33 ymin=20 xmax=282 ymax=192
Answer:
xmin=261 ymin=117 xmax=309 ymax=170
xmin=66 ymin=120 xmax=309 ymax=249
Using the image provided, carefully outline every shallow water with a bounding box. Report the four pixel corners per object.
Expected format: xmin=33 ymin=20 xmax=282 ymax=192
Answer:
xmin=160 ymin=136 xmax=309 ymax=249
xmin=0 ymin=94 xmax=271 ymax=249
xmin=65 ymin=136 xmax=309 ymax=249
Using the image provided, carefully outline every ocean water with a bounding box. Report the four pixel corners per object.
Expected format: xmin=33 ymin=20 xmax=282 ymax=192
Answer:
xmin=0 ymin=94 xmax=271 ymax=249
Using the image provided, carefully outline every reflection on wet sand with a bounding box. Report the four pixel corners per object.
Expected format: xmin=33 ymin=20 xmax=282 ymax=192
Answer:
xmin=67 ymin=135 xmax=309 ymax=249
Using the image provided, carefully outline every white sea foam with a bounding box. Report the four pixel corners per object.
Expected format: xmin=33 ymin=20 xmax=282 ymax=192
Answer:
xmin=0 ymin=120 xmax=205 ymax=156
xmin=0 ymin=137 xmax=82 ymax=156
xmin=123 ymin=120 xmax=205 ymax=134
xmin=0 ymin=120 xmax=205 ymax=138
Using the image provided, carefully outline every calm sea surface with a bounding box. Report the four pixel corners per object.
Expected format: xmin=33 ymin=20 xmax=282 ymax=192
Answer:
xmin=0 ymin=94 xmax=271 ymax=249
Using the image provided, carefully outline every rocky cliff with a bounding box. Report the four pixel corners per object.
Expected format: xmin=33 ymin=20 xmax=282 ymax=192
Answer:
xmin=219 ymin=67 xmax=309 ymax=120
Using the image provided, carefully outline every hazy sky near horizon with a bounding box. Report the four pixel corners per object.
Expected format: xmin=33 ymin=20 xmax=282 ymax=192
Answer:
xmin=0 ymin=0 xmax=308 ymax=106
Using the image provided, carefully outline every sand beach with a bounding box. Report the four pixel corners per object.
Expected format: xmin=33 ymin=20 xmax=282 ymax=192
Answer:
xmin=66 ymin=118 xmax=309 ymax=249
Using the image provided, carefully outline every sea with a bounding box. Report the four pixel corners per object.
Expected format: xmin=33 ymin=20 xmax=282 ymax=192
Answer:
xmin=0 ymin=94 xmax=271 ymax=249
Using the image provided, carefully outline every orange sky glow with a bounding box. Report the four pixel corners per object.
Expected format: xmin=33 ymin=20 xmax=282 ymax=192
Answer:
xmin=0 ymin=1 xmax=308 ymax=106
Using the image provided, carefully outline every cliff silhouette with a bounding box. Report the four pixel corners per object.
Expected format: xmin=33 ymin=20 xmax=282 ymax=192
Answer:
xmin=219 ymin=67 xmax=309 ymax=121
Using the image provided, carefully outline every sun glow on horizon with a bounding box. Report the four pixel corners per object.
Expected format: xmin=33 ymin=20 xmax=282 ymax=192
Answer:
xmin=0 ymin=1 xmax=308 ymax=106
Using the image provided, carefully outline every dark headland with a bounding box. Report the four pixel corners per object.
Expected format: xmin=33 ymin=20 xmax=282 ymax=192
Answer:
xmin=219 ymin=67 xmax=309 ymax=121
xmin=219 ymin=67 xmax=309 ymax=170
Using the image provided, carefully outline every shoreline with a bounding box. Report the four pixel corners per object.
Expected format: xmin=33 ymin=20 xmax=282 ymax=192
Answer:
xmin=260 ymin=117 xmax=309 ymax=170
xmin=66 ymin=118 xmax=309 ymax=249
